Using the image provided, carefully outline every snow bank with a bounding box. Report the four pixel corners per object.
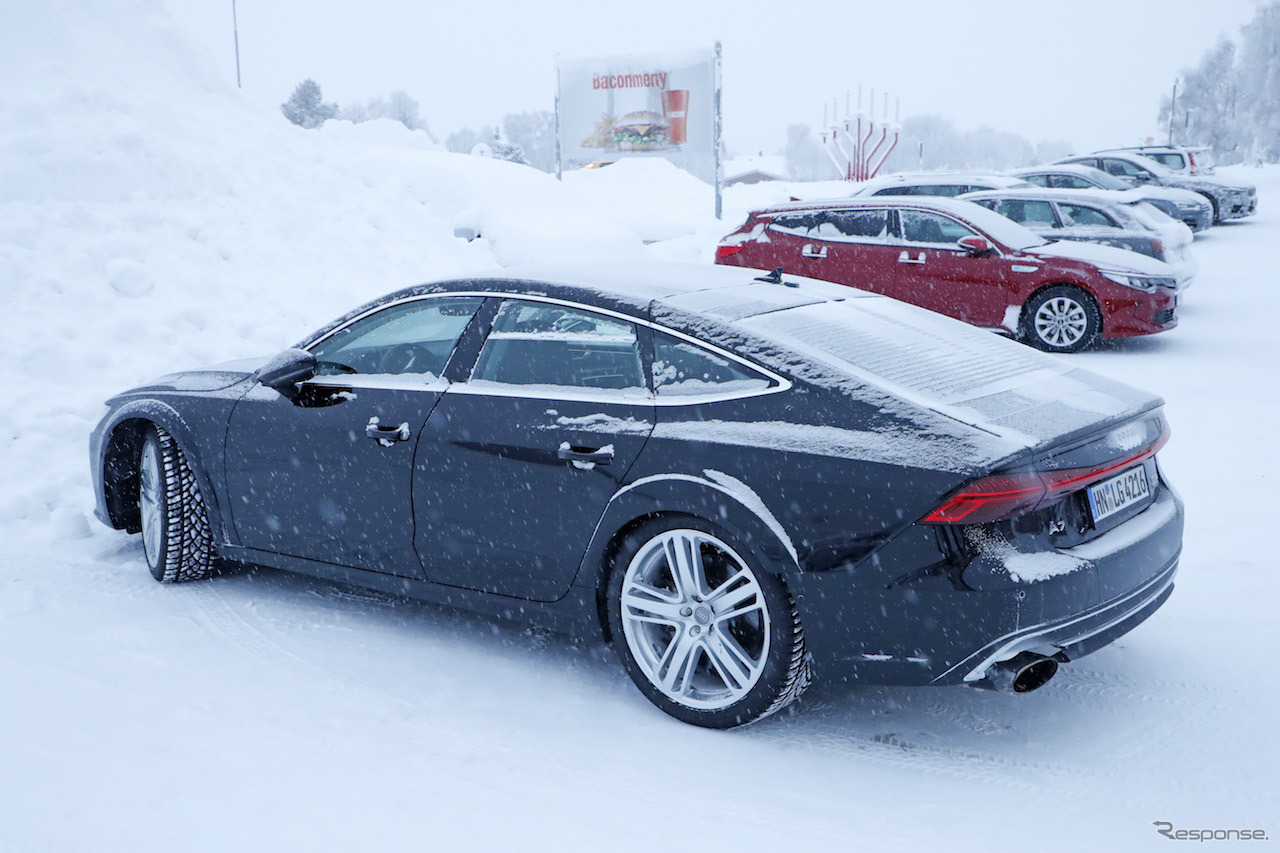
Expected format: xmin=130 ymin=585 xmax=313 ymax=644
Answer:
xmin=0 ymin=0 xmax=653 ymax=530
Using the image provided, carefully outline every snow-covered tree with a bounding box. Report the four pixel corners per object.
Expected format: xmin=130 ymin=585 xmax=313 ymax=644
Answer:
xmin=1237 ymin=1 xmax=1280 ymax=162
xmin=446 ymin=125 xmax=528 ymax=165
xmin=1156 ymin=0 xmax=1280 ymax=164
xmin=1159 ymin=38 xmax=1242 ymax=160
xmin=784 ymin=125 xmax=838 ymax=180
xmin=281 ymin=79 xmax=338 ymax=129
xmin=502 ymin=111 xmax=555 ymax=172
xmin=340 ymin=91 xmax=436 ymax=141
xmin=446 ymin=126 xmax=495 ymax=155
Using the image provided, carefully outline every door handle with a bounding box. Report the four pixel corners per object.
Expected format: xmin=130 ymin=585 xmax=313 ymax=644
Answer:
xmin=801 ymin=243 xmax=828 ymax=259
xmin=557 ymin=441 xmax=615 ymax=470
xmin=898 ymin=250 xmax=926 ymax=265
xmin=365 ymin=416 xmax=410 ymax=446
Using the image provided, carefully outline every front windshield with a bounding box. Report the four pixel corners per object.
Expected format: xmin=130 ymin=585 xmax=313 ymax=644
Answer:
xmin=943 ymin=201 xmax=1049 ymax=251
xmin=1079 ymin=167 xmax=1131 ymax=191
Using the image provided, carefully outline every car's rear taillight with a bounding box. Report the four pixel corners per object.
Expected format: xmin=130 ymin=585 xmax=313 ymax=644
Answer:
xmin=922 ymin=425 xmax=1170 ymax=525
xmin=715 ymin=244 xmax=745 ymax=259
xmin=1188 ymin=152 xmax=1199 ymax=174
xmin=1152 ymin=238 xmax=1164 ymax=254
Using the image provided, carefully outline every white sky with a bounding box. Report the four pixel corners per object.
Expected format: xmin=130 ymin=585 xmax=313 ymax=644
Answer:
xmin=165 ymin=0 xmax=1262 ymax=157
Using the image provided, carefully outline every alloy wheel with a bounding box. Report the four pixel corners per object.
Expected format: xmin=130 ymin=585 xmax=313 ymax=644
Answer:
xmin=139 ymin=437 xmax=162 ymax=566
xmin=1034 ymin=296 xmax=1089 ymax=348
xmin=618 ymin=529 xmax=771 ymax=710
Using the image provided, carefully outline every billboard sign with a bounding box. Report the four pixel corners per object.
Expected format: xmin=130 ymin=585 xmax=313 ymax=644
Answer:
xmin=557 ymin=46 xmax=720 ymax=187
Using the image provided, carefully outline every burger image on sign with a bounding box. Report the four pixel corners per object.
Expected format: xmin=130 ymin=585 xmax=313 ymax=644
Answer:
xmin=612 ymin=110 xmax=672 ymax=151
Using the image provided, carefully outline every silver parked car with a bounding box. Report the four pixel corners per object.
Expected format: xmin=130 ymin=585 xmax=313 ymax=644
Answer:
xmin=851 ymin=172 xmax=1035 ymax=198
xmin=1054 ymin=152 xmax=1255 ymax=224
xmin=1095 ymin=145 xmax=1215 ymax=177
xmin=960 ymin=188 xmax=1197 ymax=288
xmin=1008 ymin=164 xmax=1214 ymax=232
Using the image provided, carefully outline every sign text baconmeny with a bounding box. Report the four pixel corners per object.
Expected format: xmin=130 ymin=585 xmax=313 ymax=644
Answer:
xmin=592 ymin=72 xmax=668 ymax=90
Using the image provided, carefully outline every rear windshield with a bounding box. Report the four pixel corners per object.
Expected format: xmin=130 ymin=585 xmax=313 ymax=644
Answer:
xmin=1143 ymin=152 xmax=1185 ymax=170
xmin=735 ymin=298 xmax=1060 ymax=407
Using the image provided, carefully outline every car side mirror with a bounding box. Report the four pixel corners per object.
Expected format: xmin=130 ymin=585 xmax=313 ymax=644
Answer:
xmin=255 ymin=348 xmax=317 ymax=391
xmin=958 ymin=236 xmax=996 ymax=256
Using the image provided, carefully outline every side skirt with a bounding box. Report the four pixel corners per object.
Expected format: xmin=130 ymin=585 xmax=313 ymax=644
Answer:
xmin=217 ymin=545 xmax=601 ymax=638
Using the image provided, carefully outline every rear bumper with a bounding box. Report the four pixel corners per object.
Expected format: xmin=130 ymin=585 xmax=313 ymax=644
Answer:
xmin=793 ymin=478 xmax=1183 ymax=687
xmin=932 ymin=554 xmax=1177 ymax=685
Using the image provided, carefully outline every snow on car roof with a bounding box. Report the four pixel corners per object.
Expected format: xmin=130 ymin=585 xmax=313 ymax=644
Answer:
xmin=856 ymin=171 xmax=1031 ymax=186
xmin=961 ymin=187 xmax=1141 ymax=208
xmin=1061 ymin=152 xmax=1175 ymax=176
xmin=748 ymin=196 xmax=1050 ymax=252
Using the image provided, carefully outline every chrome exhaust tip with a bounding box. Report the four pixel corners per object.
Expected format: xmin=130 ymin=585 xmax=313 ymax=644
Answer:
xmin=982 ymin=652 xmax=1060 ymax=694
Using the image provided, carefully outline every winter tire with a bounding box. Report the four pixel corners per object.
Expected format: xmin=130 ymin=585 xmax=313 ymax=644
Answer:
xmin=1020 ymin=285 xmax=1101 ymax=353
xmin=606 ymin=516 xmax=810 ymax=728
xmin=139 ymin=426 xmax=215 ymax=583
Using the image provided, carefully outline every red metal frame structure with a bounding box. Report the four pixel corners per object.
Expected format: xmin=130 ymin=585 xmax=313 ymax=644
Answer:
xmin=821 ymin=90 xmax=900 ymax=182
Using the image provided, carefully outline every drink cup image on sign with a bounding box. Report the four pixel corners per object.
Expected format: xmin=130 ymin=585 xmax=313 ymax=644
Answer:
xmin=662 ymin=89 xmax=689 ymax=145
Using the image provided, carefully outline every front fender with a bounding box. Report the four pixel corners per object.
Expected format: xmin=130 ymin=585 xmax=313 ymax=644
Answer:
xmin=93 ymin=397 xmax=232 ymax=547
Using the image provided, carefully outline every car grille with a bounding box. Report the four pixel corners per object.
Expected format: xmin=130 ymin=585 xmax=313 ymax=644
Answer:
xmin=1154 ymin=308 xmax=1177 ymax=325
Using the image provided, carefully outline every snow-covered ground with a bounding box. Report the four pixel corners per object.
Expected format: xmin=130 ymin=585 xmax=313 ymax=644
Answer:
xmin=2 ymin=4 xmax=1278 ymax=850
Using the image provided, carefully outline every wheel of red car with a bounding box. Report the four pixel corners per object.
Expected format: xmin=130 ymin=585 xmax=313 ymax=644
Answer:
xmin=606 ymin=516 xmax=810 ymax=728
xmin=139 ymin=426 xmax=215 ymax=583
xmin=1020 ymin=285 xmax=1101 ymax=353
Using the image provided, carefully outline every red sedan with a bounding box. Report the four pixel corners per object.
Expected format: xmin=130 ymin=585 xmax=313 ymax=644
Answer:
xmin=715 ymin=197 xmax=1180 ymax=352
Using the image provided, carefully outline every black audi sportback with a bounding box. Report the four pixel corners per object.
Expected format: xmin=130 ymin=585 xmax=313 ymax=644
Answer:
xmin=90 ymin=263 xmax=1183 ymax=727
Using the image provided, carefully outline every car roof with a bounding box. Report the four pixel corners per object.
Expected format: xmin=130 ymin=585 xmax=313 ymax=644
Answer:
xmin=1094 ymin=145 xmax=1210 ymax=154
xmin=742 ymin=196 xmax=1050 ymax=252
xmin=320 ymin=262 xmax=868 ymax=334
xmin=1009 ymin=164 xmax=1106 ymax=179
xmin=1059 ymin=152 xmax=1174 ymax=174
xmin=749 ymin=195 xmax=997 ymax=216
xmin=960 ymin=188 xmax=1133 ymax=208
xmin=854 ymin=172 xmax=1031 ymax=191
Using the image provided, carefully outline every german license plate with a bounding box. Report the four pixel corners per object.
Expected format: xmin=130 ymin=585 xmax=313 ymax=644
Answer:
xmin=1087 ymin=465 xmax=1151 ymax=523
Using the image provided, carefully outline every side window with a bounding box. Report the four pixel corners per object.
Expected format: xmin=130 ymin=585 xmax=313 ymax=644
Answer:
xmin=825 ymin=209 xmax=888 ymax=239
xmin=769 ymin=209 xmax=886 ymax=242
xmin=652 ymin=331 xmax=772 ymax=398
xmin=310 ymin=296 xmax=483 ymax=378
xmin=1051 ymin=175 xmax=1092 ymax=189
xmin=997 ymin=200 xmax=1058 ymax=226
xmin=1023 ymin=174 xmax=1050 ymax=187
xmin=470 ymin=300 xmax=645 ymax=393
xmin=770 ymin=212 xmax=822 ymax=232
xmin=1059 ymin=204 xmax=1118 ymax=228
xmin=1102 ymin=158 xmax=1150 ymax=180
xmin=899 ymin=210 xmax=979 ymax=244
xmin=897 ymin=185 xmax=964 ymax=197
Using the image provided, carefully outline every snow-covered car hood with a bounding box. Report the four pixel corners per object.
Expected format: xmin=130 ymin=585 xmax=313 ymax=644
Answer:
xmin=1167 ymin=174 xmax=1254 ymax=193
xmin=1026 ymin=240 xmax=1173 ymax=275
xmin=119 ymin=356 xmax=268 ymax=397
xmin=1123 ymin=185 xmax=1212 ymax=209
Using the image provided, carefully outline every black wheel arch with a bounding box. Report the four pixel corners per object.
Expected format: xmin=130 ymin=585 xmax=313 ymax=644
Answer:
xmin=1194 ymin=190 xmax=1221 ymax=222
xmin=98 ymin=400 xmax=229 ymax=546
xmin=574 ymin=477 xmax=803 ymax=643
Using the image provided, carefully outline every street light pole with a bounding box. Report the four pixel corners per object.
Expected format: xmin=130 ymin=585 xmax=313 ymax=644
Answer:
xmin=232 ymin=0 xmax=242 ymax=89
